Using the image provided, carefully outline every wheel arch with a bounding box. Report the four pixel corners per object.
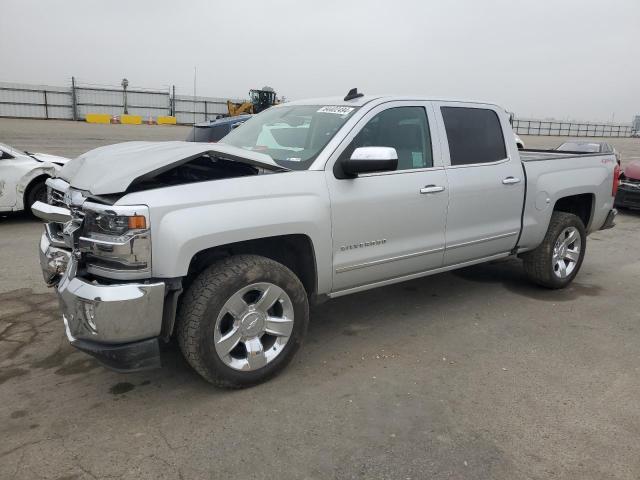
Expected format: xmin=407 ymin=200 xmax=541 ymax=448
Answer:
xmin=20 ymin=173 xmax=51 ymax=211
xmin=552 ymin=193 xmax=595 ymax=230
xmin=185 ymin=234 xmax=318 ymax=298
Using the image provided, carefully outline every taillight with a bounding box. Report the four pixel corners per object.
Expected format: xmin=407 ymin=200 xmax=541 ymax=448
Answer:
xmin=612 ymin=164 xmax=621 ymax=197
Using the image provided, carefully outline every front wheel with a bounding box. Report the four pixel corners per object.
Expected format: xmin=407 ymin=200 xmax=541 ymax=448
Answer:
xmin=177 ymin=255 xmax=309 ymax=388
xmin=26 ymin=179 xmax=48 ymax=217
xmin=522 ymin=212 xmax=586 ymax=289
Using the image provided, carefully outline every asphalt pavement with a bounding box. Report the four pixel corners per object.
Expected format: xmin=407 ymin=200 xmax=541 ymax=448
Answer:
xmin=1 ymin=119 xmax=639 ymax=479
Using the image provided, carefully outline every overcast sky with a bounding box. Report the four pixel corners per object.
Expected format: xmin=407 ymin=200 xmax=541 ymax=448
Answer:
xmin=1 ymin=0 xmax=638 ymax=122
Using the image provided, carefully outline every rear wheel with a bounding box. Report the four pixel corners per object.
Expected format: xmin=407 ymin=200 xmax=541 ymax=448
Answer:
xmin=177 ymin=254 xmax=309 ymax=388
xmin=26 ymin=179 xmax=48 ymax=216
xmin=522 ymin=212 xmax=586 ymax=289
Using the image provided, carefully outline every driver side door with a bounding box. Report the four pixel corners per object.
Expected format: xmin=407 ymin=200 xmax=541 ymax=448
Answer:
xmin=325 ymin=102 xmax=449 ymax=293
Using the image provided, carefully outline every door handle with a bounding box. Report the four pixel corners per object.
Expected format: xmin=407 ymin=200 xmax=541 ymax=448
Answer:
xmin=420 ymin=185 xmax=445 ymax=194
xmin=502 ymin=177 xmax=521 ymax=185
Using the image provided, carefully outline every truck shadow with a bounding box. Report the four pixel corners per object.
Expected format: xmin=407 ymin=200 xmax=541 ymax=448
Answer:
xmin=0 ymin=255 xmax=605 ymax=399
xmin=0 ymin=210 xmax=37 ymax=224
xmin=617 ymin=207 xmax=640 ymax=218
xmin=304 ymin=258 xmax=602 ymax=344
xmin=451 ymin=258 xmax=603 ymax=301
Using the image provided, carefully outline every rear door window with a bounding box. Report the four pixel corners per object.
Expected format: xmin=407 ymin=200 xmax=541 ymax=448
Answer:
xmin=441 ymin=107 xmax=507 ymax=166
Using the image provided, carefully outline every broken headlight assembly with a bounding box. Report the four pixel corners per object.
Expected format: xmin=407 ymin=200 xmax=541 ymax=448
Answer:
xmin=78 ymin=202 xmax=152 ymax=280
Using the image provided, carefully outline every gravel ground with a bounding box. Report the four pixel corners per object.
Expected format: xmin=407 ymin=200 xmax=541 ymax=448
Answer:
xmin=1 ymin=119 xmax=639 ymax=479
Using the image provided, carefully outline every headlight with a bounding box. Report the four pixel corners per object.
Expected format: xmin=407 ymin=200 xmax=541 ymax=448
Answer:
xmin=79 ymin=202 xmax=152 ymax=280
xmin=84 ymin=211 xmax=147 ymax=236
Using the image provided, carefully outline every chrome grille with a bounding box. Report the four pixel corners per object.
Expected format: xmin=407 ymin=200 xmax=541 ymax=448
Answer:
xmin=44 ymin=180 xmax=74 ymax=248
xmin=48 ymin=187 xmax=66 ymax=208
xmin=45 ymin=222 xmax=66 ymax=247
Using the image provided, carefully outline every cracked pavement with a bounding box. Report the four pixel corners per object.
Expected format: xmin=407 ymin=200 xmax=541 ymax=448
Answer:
xmin=1 ymin=121 xmax=640 ymax=479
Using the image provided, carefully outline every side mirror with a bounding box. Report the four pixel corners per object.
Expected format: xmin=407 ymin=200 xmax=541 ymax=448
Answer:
xmin=342 ymin=147 xmax=398 ymax=176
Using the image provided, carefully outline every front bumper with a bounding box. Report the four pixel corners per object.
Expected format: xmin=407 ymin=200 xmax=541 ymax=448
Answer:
xmin=64 ymin=330 xmax=162 ymax=372
xmin=615 ymin=183 xmax=640 ymax=210
xmin=39 ymin=230 xmax=166 ymax=371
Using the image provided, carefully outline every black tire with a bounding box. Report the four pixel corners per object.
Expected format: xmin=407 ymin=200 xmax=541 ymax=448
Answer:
xmin=177 ymin=254 xmax=309 ymax=388
xmin=25 ymin=179 xmax=48 ymax=217
xmin=522 ymin=211 xmax=586 ymax=289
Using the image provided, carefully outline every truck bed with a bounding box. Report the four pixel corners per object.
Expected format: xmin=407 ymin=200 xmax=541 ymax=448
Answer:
xmin=517 ymin=149 xmax=616 ymax=252
xmin=519 ymin=149 xmax=605 ymax=162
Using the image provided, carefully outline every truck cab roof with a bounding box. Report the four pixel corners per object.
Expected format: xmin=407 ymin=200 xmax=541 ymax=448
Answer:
xmin=284 ymin=95 xmax=503 ymax=111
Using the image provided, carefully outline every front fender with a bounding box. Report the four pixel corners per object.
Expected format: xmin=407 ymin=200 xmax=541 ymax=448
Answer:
xmin=122 ymin=172 xmax=333 ymax=294
xmin=14 ymin=164 xmax=59 ymax=211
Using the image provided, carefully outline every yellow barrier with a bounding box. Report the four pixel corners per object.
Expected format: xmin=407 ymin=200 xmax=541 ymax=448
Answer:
xmin=85 ymin=113 xmax=111 ymax=124
xmin=121 ymin=114 xmax=142 ymax=125
xmin=157 ymin=116 xmax=177 ymax=125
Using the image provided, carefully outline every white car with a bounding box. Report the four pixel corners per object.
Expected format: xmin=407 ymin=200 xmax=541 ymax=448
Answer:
xmin=0 ymin=143 xmax=69 ymax=215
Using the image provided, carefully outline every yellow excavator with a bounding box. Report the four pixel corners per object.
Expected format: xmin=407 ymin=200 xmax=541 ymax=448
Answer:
xmin=227 ymin=86 xmax=279 ymax=117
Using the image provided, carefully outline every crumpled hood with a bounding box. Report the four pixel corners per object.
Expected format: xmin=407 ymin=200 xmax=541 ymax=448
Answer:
xmin=59 ymin=141 xmax=284 ymax=195
xmin=32 ymin=152 xmax=70 ymax=166
xmin=624 ymin=161 xmax=640 ymax=181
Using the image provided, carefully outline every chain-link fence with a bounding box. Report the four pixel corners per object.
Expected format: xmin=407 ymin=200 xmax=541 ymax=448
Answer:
xmin=0 ymin=79 xmax=635 ymax=134
xmin=0 ymin=79 xmax=241 ymax=124
xmin=512 ymin=119 xmax=632 ymax=137
xmin=0 ymin=82 xmax=74 ymax=120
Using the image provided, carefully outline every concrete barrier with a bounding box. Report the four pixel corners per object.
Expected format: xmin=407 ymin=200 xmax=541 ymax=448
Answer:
xmin=157 ymin=116 xmax=177 ymax=125
xmin=86 ymin=113 xmax=111 ymax=124
xmin=121 ymin=114 xmax=142 ymax=125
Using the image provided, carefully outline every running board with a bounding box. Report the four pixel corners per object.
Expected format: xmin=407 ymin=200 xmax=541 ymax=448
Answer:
xmin=328 ymin=252 xmax=513 ymax=298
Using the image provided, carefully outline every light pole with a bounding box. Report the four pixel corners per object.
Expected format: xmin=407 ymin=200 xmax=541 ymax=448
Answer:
xmin=121 ymin=78 xmax=129 ymax=114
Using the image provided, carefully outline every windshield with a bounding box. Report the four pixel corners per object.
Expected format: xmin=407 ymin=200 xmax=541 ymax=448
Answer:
xmin=220 ymin=105 xmax=359 ymax=170
xmin=557 ymin=142 xmax=601 ymax=153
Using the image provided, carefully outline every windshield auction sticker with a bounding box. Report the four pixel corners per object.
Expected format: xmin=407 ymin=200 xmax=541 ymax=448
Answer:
xmin=317 ymin=106 xmax=355 ymax=115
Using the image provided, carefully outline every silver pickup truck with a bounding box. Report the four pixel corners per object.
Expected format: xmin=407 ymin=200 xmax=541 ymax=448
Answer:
xmin=34 ymin=92 xmax=619 ymax=387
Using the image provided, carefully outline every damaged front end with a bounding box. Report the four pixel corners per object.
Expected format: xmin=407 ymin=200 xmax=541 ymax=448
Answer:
xmin=33 ymin=142 xmax=289 ymax=372
xmin=33 ymin=182 xmax=74 ymax=285
xmin=34 ymin=179 xmax=165 ymax=371
xmin=39 ymin=230 xmax=72 ymax=286
xmin=58 ymin=141 xmax=286 ymax=195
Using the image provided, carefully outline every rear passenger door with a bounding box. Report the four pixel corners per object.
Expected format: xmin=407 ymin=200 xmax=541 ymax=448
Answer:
xmin=435 ymin=103 xmax=525 ymax=265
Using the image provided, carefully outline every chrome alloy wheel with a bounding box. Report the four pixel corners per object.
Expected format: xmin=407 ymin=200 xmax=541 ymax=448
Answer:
xmin=552 ymin=226 xmax=581 ymax=279
xmin=214 ymin=282 xmax=294 ymax=371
